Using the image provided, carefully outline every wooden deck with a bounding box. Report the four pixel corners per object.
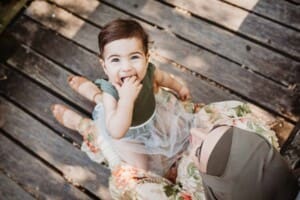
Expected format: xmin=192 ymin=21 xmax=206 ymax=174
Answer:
xmin=0 ymin=0 xmax=299 ymax=199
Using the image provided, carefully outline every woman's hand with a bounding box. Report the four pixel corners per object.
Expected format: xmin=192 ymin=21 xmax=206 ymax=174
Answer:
xmin=189 ymin=128 xmax=207 ymax=171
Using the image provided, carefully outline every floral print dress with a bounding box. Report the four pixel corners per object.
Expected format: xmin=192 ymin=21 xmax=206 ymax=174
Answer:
xmin=81 ymin=89 xmax=279 ymax=200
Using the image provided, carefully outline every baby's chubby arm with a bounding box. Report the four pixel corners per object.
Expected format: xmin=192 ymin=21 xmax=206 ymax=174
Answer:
xmin=154 ymin=68 xmax=191 ymax=101
xmin=103 ymin=77 xmax=142 ymax=139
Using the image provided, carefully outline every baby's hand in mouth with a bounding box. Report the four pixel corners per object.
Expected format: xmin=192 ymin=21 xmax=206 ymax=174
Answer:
xmin=120 ymin=77 xmax=126 ymax=83
xmin=120 ymin=75 xmax=137 ymax=83
xmin=116 ymin=75 xmax=142 ymax=101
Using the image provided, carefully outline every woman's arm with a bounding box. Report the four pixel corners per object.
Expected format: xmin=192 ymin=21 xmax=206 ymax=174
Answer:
xmin=154 ymin=68 xmax=191 ymax=100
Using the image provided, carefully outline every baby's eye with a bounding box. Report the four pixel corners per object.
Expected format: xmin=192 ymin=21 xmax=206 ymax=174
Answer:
xmin=111 ymin=58 xmax=120 ymax=62
xmin=131 ymin=55 xmax=140 ymax=60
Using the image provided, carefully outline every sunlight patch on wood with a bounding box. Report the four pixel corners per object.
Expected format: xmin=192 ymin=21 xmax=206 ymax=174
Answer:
xmin=170 ymin=0 xmax=259 ymax=30
xmin=48 ymin=0 xmax=100 ymax=19
xmin=97 ymin=186 xmax=112 ymax=200
xmin=184 ymin=55 xmax=210 ymax=71
xmin=62 ymin=165 xmax=96 ymax=186
xmin=174 ymin=6 xmax=191 ymax=17
xmin=26 ymin=1 xmax=85 ymax=38
xmin=224 ymin=0 xmax=261 ymax=9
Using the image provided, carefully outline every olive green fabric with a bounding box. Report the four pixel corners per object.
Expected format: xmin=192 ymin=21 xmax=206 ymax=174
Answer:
xmin=94 ymin=79 xmax=119 ymax=100
xmin=201 ymin=127 xmax=298 ymax=200
xmin=94 ymin=62 xmax=156 ymax=126
xmin=206 ymin=129 xmax=233 ymax=176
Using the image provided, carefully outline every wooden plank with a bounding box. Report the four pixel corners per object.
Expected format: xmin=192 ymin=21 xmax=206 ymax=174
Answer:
xmin=152 ymin=56 xmax=294 ymax=146
xmin=24 ymin=0 xmax=298 ymax=121
xmin=5 ymin=17 xmax=105 ymax=81
xmin=41 ymin=0 xmax=299 ymax=86
xmin=161 ymin=0 xmax=300 ymax=60
xmin=1 ymin=2 xmax=294 ymax=144
xmin=0 ymin=64 xmax=83 ymax=144
xmin=102 ymin=0 xmax=300 ymax=85
xmin=289 ymin=0 xmax=300 ymax=4
xmin=0 ymin=132 xmax=91 ymax=199
xmin=0 ymin=36 xmax=246 ymax=141
xmin=25 ymin=1 xmax=100 ymax=53
xmin=152 ymin=56 xmax=241 ymax=103
xmin=0 ymin=0 xmax=27 ymax=34
xmin=5 ymin=15 xmax=294 ymax=144
xmin=220 ymin=0 xmax=300 ymax=31
xmin=0 ymin=170 xmax=35 ymax=200
xmin=281 ymin=120 xmax=300 ymax=168
xmin=6 ymin=43 xmax=95 ymax=113
xmin=6 ymin=16 xmax=240 ymax=105
xmin=8 ymin=9 xmax=293 ymax=144
xmin=4 ymin=17 xmax=251 ymax=119
xmin=0 ymin=97 xmax=112 ymax=199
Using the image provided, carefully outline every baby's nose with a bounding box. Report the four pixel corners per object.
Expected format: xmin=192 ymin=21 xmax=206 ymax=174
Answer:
xmin=121 ymin=61 xmax=133 ymax=71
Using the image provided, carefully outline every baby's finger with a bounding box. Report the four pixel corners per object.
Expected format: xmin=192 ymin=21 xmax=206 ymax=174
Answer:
xmin=113 ymin=83 xmax=121 ymax=92
xmin=137 ymin=84 xmax=142 ymax=92
xmin=184 ymin=94 xmax=192 ymax=101
xmin=133 ymin=79 xmax=141 ymax=86
xmin=181 ymin=94 xmax=187 ymax=101
xmin=129 ymin=76 xmax=137 ymax=83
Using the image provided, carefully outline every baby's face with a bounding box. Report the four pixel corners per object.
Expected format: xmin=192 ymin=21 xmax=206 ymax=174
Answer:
xmin=101 ymin=37 xmax=148 ymax=86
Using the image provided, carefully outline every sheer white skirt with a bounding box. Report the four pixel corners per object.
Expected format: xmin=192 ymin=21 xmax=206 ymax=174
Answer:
xmin=86 ymin=90 xmax=194 ymax=176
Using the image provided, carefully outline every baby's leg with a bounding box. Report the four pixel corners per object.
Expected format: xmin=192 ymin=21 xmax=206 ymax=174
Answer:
xmin=68 ymin=76 xmax=102 ymax=104
xmin=114 ymin=142 xmax=149 ymax=170
xmin=51 ymin=104 xmax=99 ymax=152
xmin=51 ymin=104 xmax=83 ymax=132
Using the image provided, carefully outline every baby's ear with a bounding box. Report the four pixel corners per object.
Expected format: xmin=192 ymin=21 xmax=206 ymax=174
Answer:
xmin=145 ymin=53 xmax=150 ymax=64
xmin=99 ymin=58 xmax=105 ymax=68
xmin=99 ymin=58 xmax=108 ymax=75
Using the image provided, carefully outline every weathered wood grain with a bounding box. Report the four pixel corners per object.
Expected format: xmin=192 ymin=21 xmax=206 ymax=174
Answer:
xmin=7 ymin=14 xmax=294 ymax=144
xmin=288 ymin=0 xmax=300 ymax=4
xmin=38 ymin=0 xmax=300 ymax=86
xmin=0 ymin=170 xmax=35 ymax=200
xmin=0 ymin=0 xmax=298 ymax=199
xmin=161 ymin=0 xmax=300 ymax=60
xmin=5 ymin=21 xmax=295 ymax=146
xmin=3 ymin=30 xmax=260 ymax=141
xmin=151 ymin=56 xmax=240 ymax=104
xmin=25 ymin=0 xmax=298 ymax=121
xmin=6 ymin=9 xmax=294 ymax=144
xmin=8 ymin=16 xmax=279 ymax=134
xmin=220 ymin=0 xmax=300 ymax=30
xmin=103 ymin=0 xmax=300 ymax=84
xmin=0 ymin=64 xmax=83 ymax=144
xmin=0 ymin=132 xmax=92 ymax=199
xmin=0 ymin=97 xmax=112 ymax=199
xmin=6 ymin=16 xmax=104 ymax=81
xmin=0 ymin=0 xmax=27 ymax=34
xmin=152 ymin=56 xmax=294 ymax=146
xmin=7 ymin=16 xmax=240 ymax=105
xmin=6 ymin=44 xmax=95 ymax=113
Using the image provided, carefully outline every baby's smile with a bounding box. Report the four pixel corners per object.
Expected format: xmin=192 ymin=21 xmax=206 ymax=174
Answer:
xmin=120 ymin=75 xmax=138 ymax=83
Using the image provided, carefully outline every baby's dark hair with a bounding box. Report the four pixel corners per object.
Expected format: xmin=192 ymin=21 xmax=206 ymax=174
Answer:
xmin=98 ymin=19 xmax=149 ymax=58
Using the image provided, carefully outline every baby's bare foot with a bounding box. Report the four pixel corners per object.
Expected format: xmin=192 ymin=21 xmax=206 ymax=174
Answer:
xmin=51 ymin=104 xmax=83 ymax=131
xmin=68 ymin=76 xmax=102 ymax=103
xmin=51 ymin=104 xmax=100 ymax=152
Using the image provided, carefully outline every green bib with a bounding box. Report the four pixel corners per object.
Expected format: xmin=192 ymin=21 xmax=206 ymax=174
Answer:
xmin=95 ymin=63 xmax=156 ymax=126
